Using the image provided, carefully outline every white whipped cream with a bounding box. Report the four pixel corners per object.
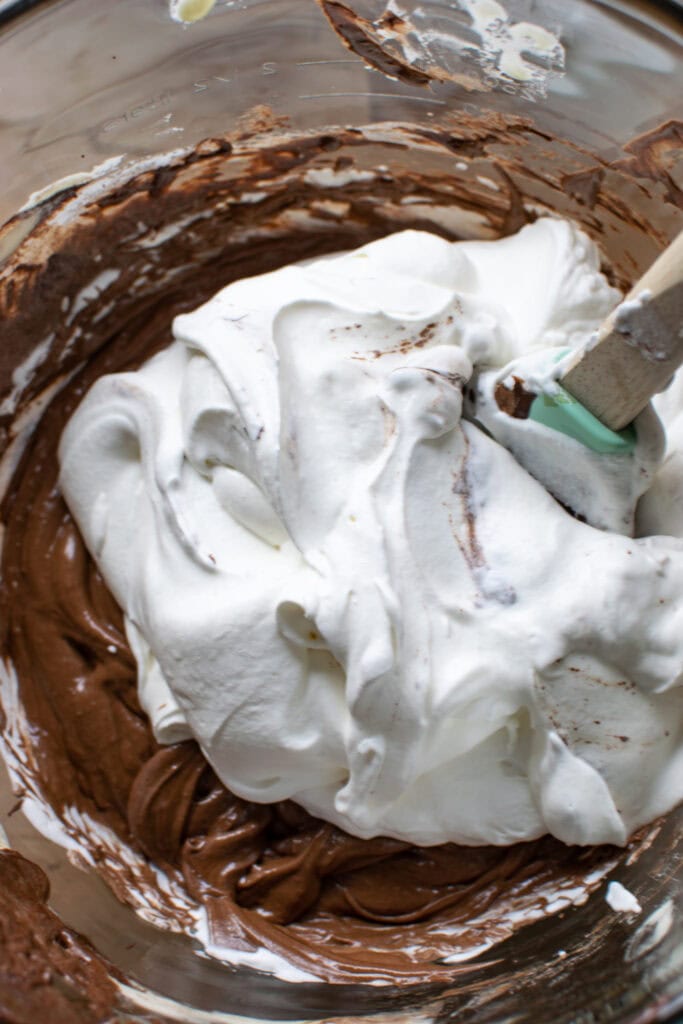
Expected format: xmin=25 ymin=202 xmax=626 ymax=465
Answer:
xmin=605 ymin=881 xmax=642 ymax=915
xmin=59 ymin=219 xmax=683 ymax=848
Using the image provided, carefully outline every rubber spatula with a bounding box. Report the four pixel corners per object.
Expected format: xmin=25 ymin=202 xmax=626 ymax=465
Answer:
xmin=525 ymin=230 xmax=683 ymax=452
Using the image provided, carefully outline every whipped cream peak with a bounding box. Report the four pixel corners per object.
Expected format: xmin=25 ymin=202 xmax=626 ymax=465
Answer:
xmin=59 ymin=220 xmax=683 ymax=848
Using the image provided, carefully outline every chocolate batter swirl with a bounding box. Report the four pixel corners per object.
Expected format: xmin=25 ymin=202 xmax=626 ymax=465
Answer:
xmin=0 ymin=849 xmax=117 ymax=1024
xmin=1 ymin=442 xmax=617 ymax=982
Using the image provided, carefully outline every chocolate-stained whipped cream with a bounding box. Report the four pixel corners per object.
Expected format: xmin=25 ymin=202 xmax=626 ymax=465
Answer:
xmin=1 ymin=115 xmax=682 ymax=987
xmin=59 ymin=219 xmax=683 ymax=852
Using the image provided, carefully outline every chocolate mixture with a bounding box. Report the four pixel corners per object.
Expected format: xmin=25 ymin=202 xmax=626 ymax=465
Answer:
xmin=1 ymin=114 xmax=682 ymax=987
xmin=0 ymin=848 xmax=117 ymax=1024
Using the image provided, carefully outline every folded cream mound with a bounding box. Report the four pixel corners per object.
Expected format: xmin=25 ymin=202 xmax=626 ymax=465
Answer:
xmin=59 ymin=218 xmax=683 ymax=851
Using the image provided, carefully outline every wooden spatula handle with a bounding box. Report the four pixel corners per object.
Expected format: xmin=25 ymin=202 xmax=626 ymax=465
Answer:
xmin=560 ymin=231 xmax=683 ymax=432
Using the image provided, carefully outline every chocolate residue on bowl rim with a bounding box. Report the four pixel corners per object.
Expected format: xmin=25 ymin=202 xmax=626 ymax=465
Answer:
xmin=315 ymin=0 xmax=565 ymax=97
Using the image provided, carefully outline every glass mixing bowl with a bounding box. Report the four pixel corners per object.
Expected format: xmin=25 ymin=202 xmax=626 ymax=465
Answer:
xmin=1 ymin=1 xmax=682 ymax=1021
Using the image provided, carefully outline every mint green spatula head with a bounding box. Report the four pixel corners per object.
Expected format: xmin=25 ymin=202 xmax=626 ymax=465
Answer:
xmin=529 ymin=386 xmax=636 ymax=455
